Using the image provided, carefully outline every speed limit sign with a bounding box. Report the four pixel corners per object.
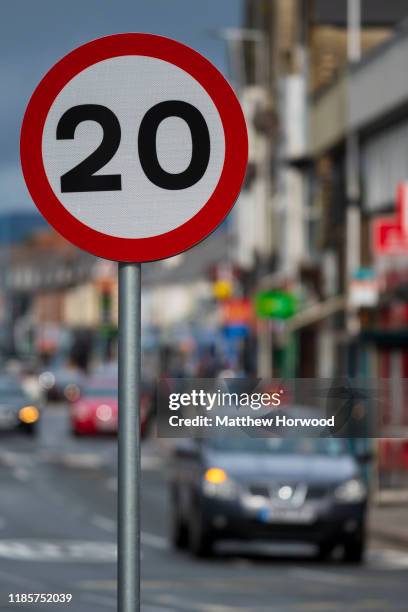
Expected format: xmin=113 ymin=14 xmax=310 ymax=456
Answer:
xmin=20 ymin=33 xmax=248 ymax=262
xmin=20 ymin=33 xmax=248 ymax=612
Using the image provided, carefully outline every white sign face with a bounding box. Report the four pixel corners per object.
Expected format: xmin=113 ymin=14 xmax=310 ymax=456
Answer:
xmin=21 ymin=34 xmax=248 ymax=262
xmin=42 ymin=56 xmax=225 ymax=239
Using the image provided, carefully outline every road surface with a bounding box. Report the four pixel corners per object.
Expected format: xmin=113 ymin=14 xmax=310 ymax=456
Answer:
xmin=0 ymin=406 xmax=407 ymax=611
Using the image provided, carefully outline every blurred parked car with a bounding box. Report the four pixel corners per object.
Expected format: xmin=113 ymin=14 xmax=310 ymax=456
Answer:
xmin=169 ymin=434 xmax=368 ymax=562
xmin=0 ymin=374 xmax=40 ymax=435
xmin=70 ymin=374 xmax=150 ymax=437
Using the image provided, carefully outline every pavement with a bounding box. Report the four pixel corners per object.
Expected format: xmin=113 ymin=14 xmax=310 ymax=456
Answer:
xmin=370 ymin=504 xmax=408 ymax=547
xmin=0 ymin=406 xmax=407 ymax=611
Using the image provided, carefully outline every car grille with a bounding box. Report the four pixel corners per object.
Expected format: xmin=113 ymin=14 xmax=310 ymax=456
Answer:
xmin=306 ymin=485 xmax=330 ymax=500
xmin=247 ymin=483 xmax=329 ymax=501
xmin=249 ymin=485 xmax=270 ymax=498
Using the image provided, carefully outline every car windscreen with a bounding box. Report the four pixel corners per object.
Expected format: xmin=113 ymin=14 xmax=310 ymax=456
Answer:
xmin=207 ymin=437 xmax=348 ymax=457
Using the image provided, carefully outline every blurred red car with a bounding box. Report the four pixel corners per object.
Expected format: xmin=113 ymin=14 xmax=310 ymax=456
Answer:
xmin=70 ymin=378 xmax=117 ymax=436
xmin=70 ymin=376 xmax=151 ymax=436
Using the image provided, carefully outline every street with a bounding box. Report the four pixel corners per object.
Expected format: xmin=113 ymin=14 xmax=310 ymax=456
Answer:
xmin=1 ymin=1 xmax=408 ymax=610
xmin=0 ymin=407 xmax=406 ymax=611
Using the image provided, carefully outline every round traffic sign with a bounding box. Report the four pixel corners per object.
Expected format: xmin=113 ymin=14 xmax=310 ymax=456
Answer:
xmin=20 ymin=33 xmax=248 ymax=262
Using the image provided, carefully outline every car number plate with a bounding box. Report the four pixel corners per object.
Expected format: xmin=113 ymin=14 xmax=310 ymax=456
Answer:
xmin=258 ymin=505 xmax=316 ymax=525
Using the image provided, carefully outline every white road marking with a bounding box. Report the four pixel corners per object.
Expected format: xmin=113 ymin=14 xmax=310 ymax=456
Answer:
xmin=0 ymin=451 xmax=17 ymax=466
xmin=141 ymin=455 xmax=163 ymax=471
xmin=91 ymin=515 xmax=116 ymax=533
xmin=144 ymin=605 xmax=178 ymax=612
xmin=0 ymin=539 xmax=116 ymax=562
xmin=368 ymin=548 xmax=408 ymax=569
xmin=0 ymin=449 xmax=106 ymax=471
xmin=0 ymin=451 xmax=29 ymax=467
xmin=141 ymin=531 xmax=169 ymax=551
xmin=13 ymin=466 xmax=30 ymax=481
xmin=291 ymin=568 xmax=357 ymax=586
xmin=60 ymin=453 xmax=104 ymax=469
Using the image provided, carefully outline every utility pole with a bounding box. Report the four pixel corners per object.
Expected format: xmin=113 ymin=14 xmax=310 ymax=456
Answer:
xmin=220 ymin=27 xmax=273 ymax=377
xmin=346 ymin=0 xmax=362 ymax=338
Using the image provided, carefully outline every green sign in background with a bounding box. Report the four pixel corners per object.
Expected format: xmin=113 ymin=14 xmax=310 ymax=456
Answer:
xmin=255 ymin=290 xmax=297 ymax=319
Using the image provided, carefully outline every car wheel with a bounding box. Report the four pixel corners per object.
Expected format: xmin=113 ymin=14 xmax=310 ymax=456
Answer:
xmin=170 ymin=507 xmax=188 ymax=550
xmin=343 ymin=536 xmax=365 ymax=564
xmin=317 ymin=540 xmax=334 ymax=561
xmin=22 ymin=424 xmax=37 ymax=436
xmin=188 ymin=509 xmax=215 ymax=558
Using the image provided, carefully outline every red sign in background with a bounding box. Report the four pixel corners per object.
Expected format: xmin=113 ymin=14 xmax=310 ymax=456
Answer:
xmin=372 ymin=182 xmax=408 ymax=255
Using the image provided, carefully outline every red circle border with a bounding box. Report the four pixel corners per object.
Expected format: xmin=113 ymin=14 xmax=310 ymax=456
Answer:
xmin=20 ymin=33 xmax=248 ymax=262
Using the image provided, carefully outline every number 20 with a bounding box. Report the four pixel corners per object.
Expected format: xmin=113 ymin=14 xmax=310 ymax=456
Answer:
xmin=56 ymin=102 xmax=211 ymax=193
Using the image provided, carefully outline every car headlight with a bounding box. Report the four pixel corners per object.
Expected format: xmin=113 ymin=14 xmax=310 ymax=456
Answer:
xmin=334 ymin=478 xmax=366 ymax=503
xmin=19 ymin=406 xmax=39 ymax=424
xmin=96 ymin=404 xmax=113 ymax=422
xmin=202 ymin=468 xmax=239 ymax=500
xmin=38 ymin=371 xmax=55 ymax=390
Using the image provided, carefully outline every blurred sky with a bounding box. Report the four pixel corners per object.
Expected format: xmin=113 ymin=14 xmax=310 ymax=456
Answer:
xmin=0 ymin=0 xmax=242 ymax=213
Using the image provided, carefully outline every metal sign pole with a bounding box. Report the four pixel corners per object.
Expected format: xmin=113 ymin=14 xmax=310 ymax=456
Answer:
xmin=118 ymin=262 xmax=141 ymax=612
